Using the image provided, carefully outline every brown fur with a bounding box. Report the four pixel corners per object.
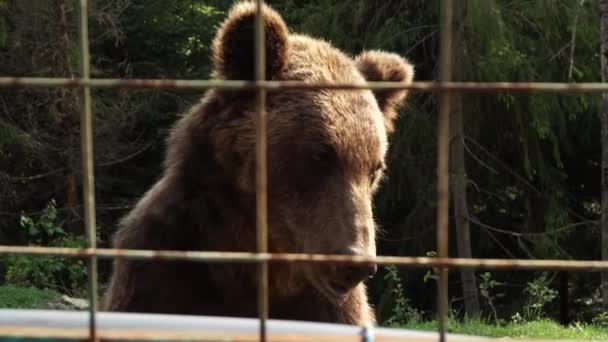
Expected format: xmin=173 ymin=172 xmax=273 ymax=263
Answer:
xmin=355 ymin=51 xmax=415 ymax=134
xmin=103 ymin=2 xmax=414 ymax=326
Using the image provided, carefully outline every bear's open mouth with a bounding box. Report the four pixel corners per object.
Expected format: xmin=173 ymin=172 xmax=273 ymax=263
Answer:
xmin=316 ymin=279 xmax=353 ymax=303
xmin=328 ymin=281 xmax=350 ymax=295
xmin=304 ymin=265 xmax=358 ymax=303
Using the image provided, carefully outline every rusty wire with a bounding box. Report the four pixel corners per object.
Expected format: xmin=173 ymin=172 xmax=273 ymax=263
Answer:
xmin=0 ymin=0 xmax=606 ymax=341
xmin=254 ymin=0 xmax=269 ymax=341
xmin=436 ymin=1 xmax=454 ymax=341
xmin=3 ymin=245 xmax=608 ymax=271
xmin=77 ymin=0 xmax=98 ymax=341
xmin=3 ymin=77 xmax=608 ymax=93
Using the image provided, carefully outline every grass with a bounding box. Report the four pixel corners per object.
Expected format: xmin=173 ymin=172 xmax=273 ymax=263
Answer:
xmin=0 ymin=285 xmax=61 ymax=309
xmin=0 ymin=285 xmax=607 ymax=340
xmin=399 ymin=319 xmax=608 ymax=340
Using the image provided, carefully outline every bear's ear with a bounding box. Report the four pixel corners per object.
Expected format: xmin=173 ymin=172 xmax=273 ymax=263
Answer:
xmin=212 ymin=2 xmax=290 ymax=81
xmin=355 ymin=51 xmax=415 ymax=134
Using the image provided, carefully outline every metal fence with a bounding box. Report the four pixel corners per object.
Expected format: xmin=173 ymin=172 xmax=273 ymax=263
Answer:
xmin=1 ymin=0 xmax=608 ymax=341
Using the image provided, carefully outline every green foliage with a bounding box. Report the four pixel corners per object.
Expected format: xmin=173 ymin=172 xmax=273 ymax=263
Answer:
xmin=5 ymin=200 xmax=87 ymax=296
xmin=19 ymin=199 xmax=64 ymax=240
xmin=478 ymin=272 xmax=504 ymax=323
xmin=522 ymin=273 xmax=558 ymax=321
xmin=404 ymin=319 xmax=608 ymax=340
xmin=0 ymin=285 xmax=60 ymax=309
xmin=592 ymin=311 xmax=608 ymax=327
xmin=109 ymin=0 xmax=226 ymax=78
xmin=382 ymin=265 xmax=423 ymax=326
xmin=507 ymin=273 xmax=558 ymax=324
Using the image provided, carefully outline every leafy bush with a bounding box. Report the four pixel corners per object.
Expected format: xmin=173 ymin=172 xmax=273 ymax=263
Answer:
xmin=0 ymin=285 xmax=60 ymax=309
xmin=522 ymin=272 xmax=558 ymax=321
xmin=5 ymin=200 xmax=88 ymax=296
xmin=479 ymin=272 xmax=504 ymax=323
xmin=383 ymin=265 xmax=423 ymax=326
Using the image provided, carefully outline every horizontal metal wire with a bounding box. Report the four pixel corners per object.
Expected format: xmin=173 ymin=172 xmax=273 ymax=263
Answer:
xmin=2 ymin=77 xmax=608 ymax=93
xmin=2 ymin=245 xmax=608 ymax=271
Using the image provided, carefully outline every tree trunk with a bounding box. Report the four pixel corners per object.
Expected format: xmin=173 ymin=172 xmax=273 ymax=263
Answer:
xmin=449 ymin=0 xmax=480 ymax=318
xmin=55 ymin=0 xmax=82 ymax=233
xmin=600 ymin=0 xmax=608 ymax=313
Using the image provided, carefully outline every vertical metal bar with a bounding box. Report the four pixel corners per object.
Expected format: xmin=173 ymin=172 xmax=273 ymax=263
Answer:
xmin=254 ymin=0 xmax=269 ymax=342
xmin=437 ymin=1 xmax=454 ymax=342
xmin=78 ymin=0 xmax=98 ymax=341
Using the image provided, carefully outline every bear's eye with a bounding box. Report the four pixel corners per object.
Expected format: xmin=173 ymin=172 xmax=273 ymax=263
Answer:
xmin=309 ymin=143 xmax=337 ymax=170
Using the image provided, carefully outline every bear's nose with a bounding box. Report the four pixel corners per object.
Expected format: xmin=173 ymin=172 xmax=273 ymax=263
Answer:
xmin=332 ymin=264 xmax=378 ymax=292
xmin=328 ymin=248 xmax=377 ymax=292
xmin=349 ymin=263 xmax=377 ymax=280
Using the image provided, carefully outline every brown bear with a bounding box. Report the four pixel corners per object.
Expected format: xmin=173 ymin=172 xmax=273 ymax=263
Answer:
xmin=103 ymin=1 xmax=414 ymax=326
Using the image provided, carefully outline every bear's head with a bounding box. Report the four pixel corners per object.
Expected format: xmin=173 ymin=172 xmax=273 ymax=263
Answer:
xmin=206 ymin=2 xmax=414 ymax=304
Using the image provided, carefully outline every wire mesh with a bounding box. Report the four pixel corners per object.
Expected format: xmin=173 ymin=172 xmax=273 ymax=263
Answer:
xmin=77 ymin=0 xmax=98 ymax=340
xmin=0 ymin=0 xmax=604 ymax=341
xmin=5 ymin=245 xmax=608 ymax=270
xmin=436 ymin=1 xmax=454 ymax=340
xmin=254 ymin=0 xmax=269 ymax=341
xmin=4 ymin=77 xmax=608 ymax=92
